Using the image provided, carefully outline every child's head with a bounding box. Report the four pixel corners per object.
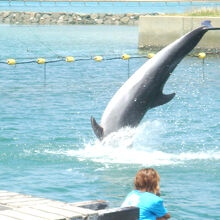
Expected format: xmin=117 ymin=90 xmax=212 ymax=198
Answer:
xmin=134 ymin=168 xmax=160 ymax=195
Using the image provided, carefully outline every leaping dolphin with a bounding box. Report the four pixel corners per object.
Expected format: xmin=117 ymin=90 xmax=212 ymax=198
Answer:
xmin=91 ymin=21 xmax=220 ymax=140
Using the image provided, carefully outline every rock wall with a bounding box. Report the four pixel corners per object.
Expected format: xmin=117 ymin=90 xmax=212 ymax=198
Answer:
xmin=0 ymin=11 xmax=158 ymax=25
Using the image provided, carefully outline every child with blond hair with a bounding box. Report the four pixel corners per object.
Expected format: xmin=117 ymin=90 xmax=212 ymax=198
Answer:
xmin=122 ymin=168 xmax=170 ymax=220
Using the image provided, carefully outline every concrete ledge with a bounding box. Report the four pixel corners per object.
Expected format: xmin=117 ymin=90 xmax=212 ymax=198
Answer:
xmin=139 ymin=16 xmax=220 ymax=49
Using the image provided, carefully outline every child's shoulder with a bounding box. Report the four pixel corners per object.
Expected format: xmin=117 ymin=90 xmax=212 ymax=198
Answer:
xmin=141 ymin=192 xmax=163 ymax=203
xmin=127 ymin=190 xmax=142 ymax=196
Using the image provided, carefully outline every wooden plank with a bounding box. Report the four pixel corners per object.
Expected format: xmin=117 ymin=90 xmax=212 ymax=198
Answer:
xmin=50 ymin=202 xmax=98 ymax=215
xmin=0 ymin=197 xmax=45 ymax=205
xmin=23 ymin=200 xmax=101 ymax=219
xmin=49 ymin=202 xmax=99 ymax=220
xmin=98 ymin=206 xmax=139 ymax=220
xmin=0 ymin=191 xmax=139 ymax=220
xmin=7 ymin=199 xmax=55 ymax=208
xmin=0 ymin=215 xmax=17 ymax=220
xmin=0 ymin=195 xmax=31 ymax=201
xmin=70 ymin=200 xmax=108 ymax=210
xmin=0 ymin=205 xmax=12 ymax=211
xmin=15 ymin=207 xmax=67 ymax=220
xmin=0 ymin=209 xmax=48 ymax=220
xmin=32 ymin=204 xmax=83 ymax=219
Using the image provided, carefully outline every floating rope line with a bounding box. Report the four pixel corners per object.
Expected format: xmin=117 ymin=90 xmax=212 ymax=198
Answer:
xmin=1 ymin=52 xmax=211 ymax=66
xmin=0 ymin=52 xmax=214 ymax=81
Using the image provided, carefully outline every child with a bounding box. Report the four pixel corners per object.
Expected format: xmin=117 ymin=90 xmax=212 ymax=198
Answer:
xmin=121 ymin=168 xmax=170 ymax=220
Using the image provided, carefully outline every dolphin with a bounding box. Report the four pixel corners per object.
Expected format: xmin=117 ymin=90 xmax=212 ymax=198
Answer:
xmin=91 ymin=20 xmax=220 ymax=140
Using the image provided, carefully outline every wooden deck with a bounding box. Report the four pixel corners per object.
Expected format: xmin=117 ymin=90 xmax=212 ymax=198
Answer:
xmin=0 ymin=190 xmax=139 ymax=220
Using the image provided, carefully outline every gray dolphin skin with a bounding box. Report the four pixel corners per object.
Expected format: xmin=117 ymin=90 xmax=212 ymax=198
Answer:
xmin=91 ymin=21 xmax=220 ymax=140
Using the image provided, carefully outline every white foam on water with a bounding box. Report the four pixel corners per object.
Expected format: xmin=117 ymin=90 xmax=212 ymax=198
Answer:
xmin=43 ymin=120 xmax=220 ymax=166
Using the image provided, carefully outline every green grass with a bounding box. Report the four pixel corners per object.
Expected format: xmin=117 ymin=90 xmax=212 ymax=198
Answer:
xmin=184 ymin=7 xmax=220 ymax=17
xmin=168 ymin=7 xmax=220 ymax=17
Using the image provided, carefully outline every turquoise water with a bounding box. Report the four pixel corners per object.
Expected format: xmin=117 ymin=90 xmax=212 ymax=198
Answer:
xmin=0 ymin=25 xmax=220 ymax=219
xmin=1 ymin=1 xmax=220 ymax=13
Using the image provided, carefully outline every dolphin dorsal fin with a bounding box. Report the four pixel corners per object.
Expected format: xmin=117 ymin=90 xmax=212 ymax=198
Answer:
xmin=91 ymin=116 xmax=104 ymax=140
xmin=151 ymin=93 xmax=176 ymax=109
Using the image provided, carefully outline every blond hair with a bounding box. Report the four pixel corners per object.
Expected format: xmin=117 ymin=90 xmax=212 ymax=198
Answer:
xmin=134 ymin=168 xmax=160 ymax=195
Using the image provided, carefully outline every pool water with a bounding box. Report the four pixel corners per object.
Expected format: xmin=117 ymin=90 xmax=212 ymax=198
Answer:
xmin=0 ymin=24 xmax=219 ymax=219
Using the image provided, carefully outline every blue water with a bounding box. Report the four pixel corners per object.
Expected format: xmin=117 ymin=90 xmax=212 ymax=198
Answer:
xmin=0 ymin=24 xmax=220 ymax=220
xmin=1 ymin=1 xmax=220 ymax=13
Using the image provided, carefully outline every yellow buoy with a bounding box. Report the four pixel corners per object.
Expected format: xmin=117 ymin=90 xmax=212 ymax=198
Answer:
xmin=122 ymin=54 xmax=130 ymax=60
xmin=198 ymin=52 xmax=206 ymax=59
xmin=37 ymin=58 xmax=46 ymax=64
xmin=147 ymin=53 xmax=155 ymax=59
xmin=7 ymin=59 xmax=16 ymax=65
xmin=94 ymin=56 xmax=103 ymax=62
xmin=66 ymin=56 xmax=75 ymax=62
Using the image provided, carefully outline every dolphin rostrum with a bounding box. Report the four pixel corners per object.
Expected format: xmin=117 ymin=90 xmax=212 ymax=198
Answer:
xmin=91 ymin=20 xmax=220 ymax=140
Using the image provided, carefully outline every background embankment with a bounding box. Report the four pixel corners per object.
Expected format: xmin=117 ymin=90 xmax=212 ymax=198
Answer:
xmin=0 ymin=11 xmax=158 ymax=25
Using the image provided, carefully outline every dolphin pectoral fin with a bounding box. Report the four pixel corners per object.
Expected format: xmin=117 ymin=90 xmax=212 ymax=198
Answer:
xmin=151 ymin=93 xmax=176 ymax=108
xmin=91 ymin=116 xmax=104 ymax=140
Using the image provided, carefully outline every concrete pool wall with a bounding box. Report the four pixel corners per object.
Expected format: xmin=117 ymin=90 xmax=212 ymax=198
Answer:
xmin=139 ymin=16 xmax=220 ymax=49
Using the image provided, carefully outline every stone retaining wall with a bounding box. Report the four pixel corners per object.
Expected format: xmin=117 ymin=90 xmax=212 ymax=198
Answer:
xmin=0 ymin=11 xmax=158 ymax=25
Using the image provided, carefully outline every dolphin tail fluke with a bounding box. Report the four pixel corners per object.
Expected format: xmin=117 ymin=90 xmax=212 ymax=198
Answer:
xmin=91 ymin=116 xmax=104 ymax=140
xmin=151 ymin=92 xmax=176 ymax=109
xmin=202 ymin=20 xmax=220 ymax=30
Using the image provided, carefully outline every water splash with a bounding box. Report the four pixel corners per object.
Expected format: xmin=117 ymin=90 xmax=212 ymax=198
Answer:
xmin=43 ymin=120 xmax=220 ymax=166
